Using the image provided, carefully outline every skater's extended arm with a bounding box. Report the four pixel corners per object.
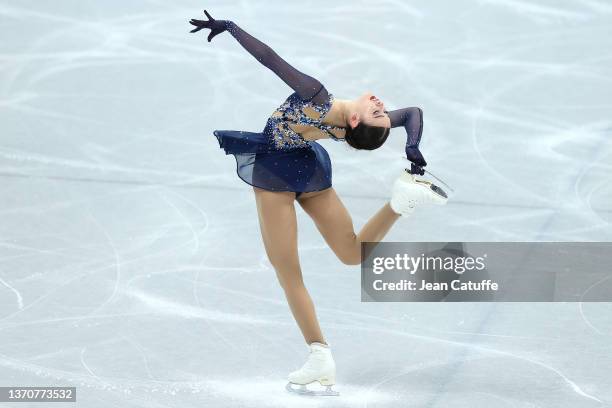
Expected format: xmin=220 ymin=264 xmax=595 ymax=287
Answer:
xmin=387 ymin=107 xmax=427 ymax=168
xmin=190 ymin=10 xmax=329 ymax=105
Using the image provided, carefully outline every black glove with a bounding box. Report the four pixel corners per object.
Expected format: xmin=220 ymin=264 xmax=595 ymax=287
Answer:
xmin=406 ymin=146 xmax=427 ymax=168
xmin=189 ymin=10 xmax=229 ymax=42
xmin=406 ymin=146 xmax=427 ymax=175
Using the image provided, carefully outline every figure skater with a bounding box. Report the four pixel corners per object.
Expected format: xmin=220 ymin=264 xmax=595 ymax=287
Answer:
xmin=189 ymin=10 xmax=447 ymax=396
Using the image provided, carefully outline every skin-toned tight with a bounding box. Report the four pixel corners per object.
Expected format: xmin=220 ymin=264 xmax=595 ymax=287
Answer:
xmin=253 ymin=186 xmax=401 ymax=344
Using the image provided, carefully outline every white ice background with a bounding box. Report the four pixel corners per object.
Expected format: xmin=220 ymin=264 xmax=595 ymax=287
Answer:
xmin=0 ymin=1 xmax=611 ymax=407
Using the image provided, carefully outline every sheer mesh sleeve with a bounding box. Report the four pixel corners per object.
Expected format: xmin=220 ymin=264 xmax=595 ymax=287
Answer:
xmin=387 ymin=107 xmax=427 ymax=170
xmin=225 ymin=21 xmax=329 ymax=106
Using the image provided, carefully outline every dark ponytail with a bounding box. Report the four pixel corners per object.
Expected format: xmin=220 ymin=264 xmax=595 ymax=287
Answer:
xmin=344 ymin=122 xmax=390 ymax=150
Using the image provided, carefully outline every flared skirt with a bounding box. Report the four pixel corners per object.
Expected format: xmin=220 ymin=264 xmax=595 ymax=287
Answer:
xmin=213 ymin=130 xmax=332 ymax=194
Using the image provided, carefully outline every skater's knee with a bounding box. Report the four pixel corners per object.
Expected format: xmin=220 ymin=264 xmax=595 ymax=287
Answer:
xmin=267 ymin=250 xmax=300 ymax=271
xmin=337 ymin=249 xmax=361 ymax=266
xmin=341 ymin=256 xmax=361 ymax=266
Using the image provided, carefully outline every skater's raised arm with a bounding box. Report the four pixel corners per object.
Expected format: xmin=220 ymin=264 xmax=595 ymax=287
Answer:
xmin=190 ymin=10 xmax=329 ymax=106
xmin=387 ymin=107 xmax=427 ymax=169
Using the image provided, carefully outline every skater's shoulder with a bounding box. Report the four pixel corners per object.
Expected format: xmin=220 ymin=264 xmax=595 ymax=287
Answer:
xmin=273 ymin=92 xmax=335 ymax=123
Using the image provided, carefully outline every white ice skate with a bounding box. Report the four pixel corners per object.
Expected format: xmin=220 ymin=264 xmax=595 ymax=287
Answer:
xmin=390 ymin=169 xmax=448 ymax=216
xmin=286 ymin=342 xmax=339 ymax=396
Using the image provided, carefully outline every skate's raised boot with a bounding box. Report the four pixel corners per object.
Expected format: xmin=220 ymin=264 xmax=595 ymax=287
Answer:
xmin=286 ymin=342 xmax=339 ymax=396
xmin=390 ymin=169 xmax=448 ymax=216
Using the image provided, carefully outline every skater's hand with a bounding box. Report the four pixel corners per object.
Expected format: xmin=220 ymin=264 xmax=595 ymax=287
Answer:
xmin=406 ymin=146 xmax=427 ymax=168
xmin=189 ymin=10 xmax=228 ymax=42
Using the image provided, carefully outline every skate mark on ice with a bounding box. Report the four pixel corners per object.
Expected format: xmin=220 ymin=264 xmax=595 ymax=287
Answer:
xmin=0 ymin=312 xmax=148 ymax=332
xmin=578 ymin=275 xmax=612 ymax=335
xmin=124 ymin=288 xmax=282 ymax=326
xmin=0 ymin=275 xmax=24 ymax=311
xmin=80 ymin=347 xmax=103 ymax=381
xmin=73 ymin=211 xmax=122 ymax=323
xmin=119 ymin=334 xmax=156 ymax=380
xmin=361 ymin=356 xmax=486 ymax=408
xmin=325 ymin=322 xmax=603 ymax=403
xmin=480 ymin=0 xmax=590 ymax=21
xmin=206 ymin=377 xmax=396 ymax=407
xmin=0 ymin=351 xmax=214 ymax=401
xmin=158 ymin=191 xmax=203 ymax=255
xmin=0 ymin=254 xmax=124 ymax=325
xmin=0 ymin=148 xmax=202 ymax=179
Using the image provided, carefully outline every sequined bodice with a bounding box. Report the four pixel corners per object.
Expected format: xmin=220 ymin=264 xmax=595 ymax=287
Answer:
xmin=264 ymin=92 xmax=345 ymax=150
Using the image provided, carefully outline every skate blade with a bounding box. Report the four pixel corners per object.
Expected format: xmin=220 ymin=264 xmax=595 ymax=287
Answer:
xmin=404 ymin=170 xmax=450 ymax=202
xmin=286 ymin=382 xmax=339 ymax=397
xmin=411 ymin=178 xmax=449 ymax=203
xmin=429 ymin=183 xmax=448 ymax=200
xmin=403 ymin=167 xmax=453 ymax=201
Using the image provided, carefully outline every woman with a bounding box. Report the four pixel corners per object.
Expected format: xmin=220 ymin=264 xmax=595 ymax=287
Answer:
xmin=189 ymin=10 xmax=447 ymax=395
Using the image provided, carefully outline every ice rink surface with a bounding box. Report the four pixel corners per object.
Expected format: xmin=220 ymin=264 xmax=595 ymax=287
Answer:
xmin=1 ymin=0 xmax=611 ymax=407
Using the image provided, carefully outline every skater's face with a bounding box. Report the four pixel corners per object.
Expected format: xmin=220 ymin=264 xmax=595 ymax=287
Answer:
xmin=351 ymin=92 xmax=391 ymax=129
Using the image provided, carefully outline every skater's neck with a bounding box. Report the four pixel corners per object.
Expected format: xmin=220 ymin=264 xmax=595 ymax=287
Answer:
xmin=323 ymin=99 xmax=357 ymax=129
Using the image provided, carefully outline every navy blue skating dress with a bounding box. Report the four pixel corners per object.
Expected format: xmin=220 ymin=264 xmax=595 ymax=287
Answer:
xmin=209 ymin=20 xmax=427 ymax=196
xmin=215 ymin=90 xmax=345 ymax=197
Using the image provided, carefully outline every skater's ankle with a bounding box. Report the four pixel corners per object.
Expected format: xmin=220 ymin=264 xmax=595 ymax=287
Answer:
xmin=388 ymin=201 xmax=402 ymax=216
xmin=309 ymin=341 xmax=329 ymax=348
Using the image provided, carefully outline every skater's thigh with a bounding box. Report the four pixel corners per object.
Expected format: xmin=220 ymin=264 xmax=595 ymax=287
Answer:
xmin=253 ymin=187 xmax=302 ymax=279
xmin=296 ymin=188 xmax=357 ymax=264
